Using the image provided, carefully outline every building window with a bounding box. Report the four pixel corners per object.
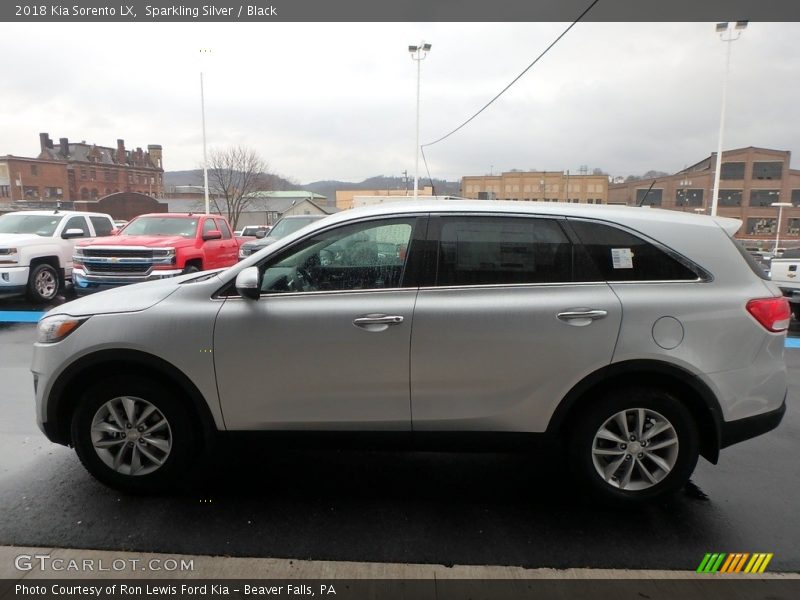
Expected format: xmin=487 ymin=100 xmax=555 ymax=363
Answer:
xmin=676 ymin=188 xmax=704 ymax=207
xmin=30 ymin=164 xmax=39 ymax=176
xmin=90 ymin=188 xmax=99 ymax=199
xmin=719 ymin=189 xmax=742 ymax=206
xmin=23 ymin=186 xmax=39 ymax=199
xmin=791 ymin=189 xmax=800 ymax=207
xmin=636 ymin=188 xmax=663 ymax=206
xmin=44 ymin=187 xmax=63 ymax=199
xmin=750 ymin=190 xmax=780 ymax=207
xmin=80 ymin=168 xmax=87 ymax=181
xmin=80 ymin=188 xmax=89 ymax=200
xmin=0 ymin=185 xmax=9 ymax=197
xmin=720 ymin=162 xmax=745 ymax=180
xmin=752 ymin=162 xmax=783 ymax=180
xmin=787 ymin=219 xmax=800 ymax=237
xmin=89 ymin=169 xmax=96 ymax=181
xmin=104 ymin=169 xmax=116 ymax=182
xmin=747 ymin=218 xmax=777 ymax=235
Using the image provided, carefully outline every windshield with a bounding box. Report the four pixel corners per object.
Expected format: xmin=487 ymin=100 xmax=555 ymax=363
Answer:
xmin=122 ymin=217 xmax=198 ymax=237
xmin=268 ymin=217 xmax=321 ymax=239
xmin=0 ymin=214 xmax=61 ymax=237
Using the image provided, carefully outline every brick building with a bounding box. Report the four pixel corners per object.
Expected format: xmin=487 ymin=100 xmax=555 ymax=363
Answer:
xmin=460 ymin=171 xmax=608 ymax=204
xmin=0 ymin=133 xmax=164 ymax=204
xmin=608 ymin=147 xmax=800 ymax=246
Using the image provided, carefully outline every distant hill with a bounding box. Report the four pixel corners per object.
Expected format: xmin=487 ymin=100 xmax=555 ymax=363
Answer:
xmin=164 ymin=170 xmax=300 ymax=192
xmin=164 ymin=170 xmax=461 ymax=208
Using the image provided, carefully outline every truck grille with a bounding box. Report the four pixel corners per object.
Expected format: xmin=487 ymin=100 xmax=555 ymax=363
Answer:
xmin=83 ymin=249 xmax=154 ymax=258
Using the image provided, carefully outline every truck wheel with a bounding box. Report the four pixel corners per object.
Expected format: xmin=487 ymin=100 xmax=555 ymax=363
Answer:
xmin=71 ymin=376 xmax=197 ymax=493
xmin=567 ymin=386 xmax=699 ymax=505
xmin=182 ymin=264 xmax=200 ymax=274
xmin=26 ymin=263 xmax=60 ymax=303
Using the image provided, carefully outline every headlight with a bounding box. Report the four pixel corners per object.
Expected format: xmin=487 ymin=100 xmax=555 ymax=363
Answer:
xmin=73 ymin=247 xmax=85 ymax=257
xmin=37 ymin=315 xmax=88 ymax=344
xmin=0 ymin=247 xmax=17 ymax=255
xmin=239 ymin=247 xmax=249 ymax=258
xmin=153 ymin=248 xmax=176 ymax=257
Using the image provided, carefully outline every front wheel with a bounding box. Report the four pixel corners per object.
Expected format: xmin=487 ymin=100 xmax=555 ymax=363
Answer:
xmin=26 ymin=263 xmax=60 ymax=303
xmin=568 ymin=387 xmax=699 ymax=505
xmin=71 ymin=377 xmax=197 ymax=493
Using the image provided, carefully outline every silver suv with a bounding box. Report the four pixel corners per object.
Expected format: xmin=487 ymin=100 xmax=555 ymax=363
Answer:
xmin=31 ymin=201 xmax=788 ymax=503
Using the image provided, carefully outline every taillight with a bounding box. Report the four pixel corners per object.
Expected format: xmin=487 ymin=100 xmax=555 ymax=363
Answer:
xmin=746 ymin=297 xmax=791 ymax=332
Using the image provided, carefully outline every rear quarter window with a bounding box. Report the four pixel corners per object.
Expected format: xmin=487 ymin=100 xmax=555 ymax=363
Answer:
xmin=569 ymin=219 xmax=701 ymax=282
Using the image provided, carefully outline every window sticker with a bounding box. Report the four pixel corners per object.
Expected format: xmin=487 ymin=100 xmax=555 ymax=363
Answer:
xmin=611 ymin=248 xmax=634 ymax=269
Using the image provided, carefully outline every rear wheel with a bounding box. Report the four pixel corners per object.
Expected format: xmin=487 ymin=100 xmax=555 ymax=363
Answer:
xmin=568 ymin=387 xmax=699 ymax=505
xmin=71 ymin=376 xmax=197 ymax=493
xmin=27 ymin=263 xmax=60 ymax=303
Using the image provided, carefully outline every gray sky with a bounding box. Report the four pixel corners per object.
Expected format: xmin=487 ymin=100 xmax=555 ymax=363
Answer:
xmin=1 ymin=22 xmax=798 ymax=183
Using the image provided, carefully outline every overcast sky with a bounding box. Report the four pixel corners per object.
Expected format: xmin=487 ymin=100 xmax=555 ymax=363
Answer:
xmin=1 ymin=22 xmax=798 ymax=183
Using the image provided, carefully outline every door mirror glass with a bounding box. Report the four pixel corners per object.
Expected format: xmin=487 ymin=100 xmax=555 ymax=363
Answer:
xmin=62 ymin=228 xmax=85 ymax=239
xmin=235 ymin=266 xmax=261 ymax=300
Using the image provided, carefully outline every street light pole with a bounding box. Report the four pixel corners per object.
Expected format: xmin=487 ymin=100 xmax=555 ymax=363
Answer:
xmin=771 ymin=202 xmax=792 ymax=255
xmin=711 ymin=21 xmax=747 ymax=217
xmin=199 ymin=48 xmax=212 ymax=216
xmin=409 ymin=42 xmax=432 ymax=201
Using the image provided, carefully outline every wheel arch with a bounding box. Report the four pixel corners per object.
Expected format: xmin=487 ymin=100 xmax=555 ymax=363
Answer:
xmin=46 ymin=349 xmax=218 ymax=451
xmin=29 ymin=256 xmax=64 ymax=283
xmin=547 ymin=360 xmax=723 ymax=463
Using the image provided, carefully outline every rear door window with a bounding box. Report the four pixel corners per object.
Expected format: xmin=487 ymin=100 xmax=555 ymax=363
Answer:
xmin=433 ymin=216 xmax=574 ymax=286
xmin=89 ymin=216 xmax=113 ymax=236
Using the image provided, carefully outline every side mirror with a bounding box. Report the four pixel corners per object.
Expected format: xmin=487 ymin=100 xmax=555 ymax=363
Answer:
xmin=110 ymin=228 xmax=120 ymax=235
xmin=255 ymin=230 xmax=267 ymax=239
xmin=235 ymin=266 xmax=260 ymax=300
xmin=203 ymin=229 xmax=223 ymax=241
xmin=62 ymin=228 xmax=85 ymax=239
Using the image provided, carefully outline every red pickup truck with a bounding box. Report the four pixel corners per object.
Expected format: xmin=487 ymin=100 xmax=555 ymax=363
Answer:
xmin=72 ymin=213 xmax=242 ymax=295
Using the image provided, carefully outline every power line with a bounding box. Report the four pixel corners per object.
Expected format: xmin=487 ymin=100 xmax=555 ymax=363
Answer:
xmin=421 ymin=0 xmax=601 ymax=151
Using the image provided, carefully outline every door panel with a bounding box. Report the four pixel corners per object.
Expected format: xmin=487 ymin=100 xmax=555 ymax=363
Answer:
xmin=214 ymin=290 xmax=417 ymax=430
xmin=410 ymin=284 xmax=622 ymax=432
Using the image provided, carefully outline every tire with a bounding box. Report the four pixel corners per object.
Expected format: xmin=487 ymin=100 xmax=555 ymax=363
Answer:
xmin=26 ymin=263 xmax=60 ymax=303
xmin=182 ymin=264 xmax=200 ymax=275
xmin=567 ymin=387 xmax=699 ymax=505
xmin=791 ymin=304 xmax=800 ymax=322
xmin=71 ymin=376 xmax=197 ymax=494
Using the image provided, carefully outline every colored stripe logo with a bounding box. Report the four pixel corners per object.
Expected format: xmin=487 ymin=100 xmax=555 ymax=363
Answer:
xmin=697 ymin=553 xmax=773 ymax=573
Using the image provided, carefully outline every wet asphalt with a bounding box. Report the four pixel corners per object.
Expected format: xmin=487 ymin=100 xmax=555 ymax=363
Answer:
xmin=0 ymin=297 xmax=798 ymax=572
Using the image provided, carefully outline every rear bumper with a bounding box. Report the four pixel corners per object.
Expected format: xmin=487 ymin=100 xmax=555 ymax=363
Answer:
xmin=719 ymin=396 xmax=787 ymax=449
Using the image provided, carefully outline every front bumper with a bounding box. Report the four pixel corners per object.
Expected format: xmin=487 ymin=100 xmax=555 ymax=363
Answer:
xmin=73 ymin=268 xmax=184 ymax=294
xmin=0 ymin=265 xmax=30 ymax=296
xmin=719 ymin=397 xmax=787 ymax=449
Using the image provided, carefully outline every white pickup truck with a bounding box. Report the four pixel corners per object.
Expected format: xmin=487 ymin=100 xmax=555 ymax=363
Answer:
xmin=0 ymin=210 xmax=115 ymax=302
xmin=768 ymin=247 xmax=800 ymax=319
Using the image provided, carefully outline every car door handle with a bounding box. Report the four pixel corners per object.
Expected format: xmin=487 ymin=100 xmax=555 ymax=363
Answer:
xmin=353 ymin=314 xmax=404 ymax=327
xmin=557 ymin=309 xmax=608 ymax=326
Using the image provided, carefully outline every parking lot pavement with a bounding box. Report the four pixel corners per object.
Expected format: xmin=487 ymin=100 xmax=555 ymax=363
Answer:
xmin=0 ymin=320 xmax=798 ymax=573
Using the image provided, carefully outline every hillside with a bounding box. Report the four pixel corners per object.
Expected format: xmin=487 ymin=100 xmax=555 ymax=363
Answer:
xmin=164 ymin=170 xmax=461 ymax=207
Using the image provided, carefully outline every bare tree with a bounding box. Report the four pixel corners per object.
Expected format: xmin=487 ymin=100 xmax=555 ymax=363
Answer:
xmin=207 ymin=146 xmax=269 ymax=230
